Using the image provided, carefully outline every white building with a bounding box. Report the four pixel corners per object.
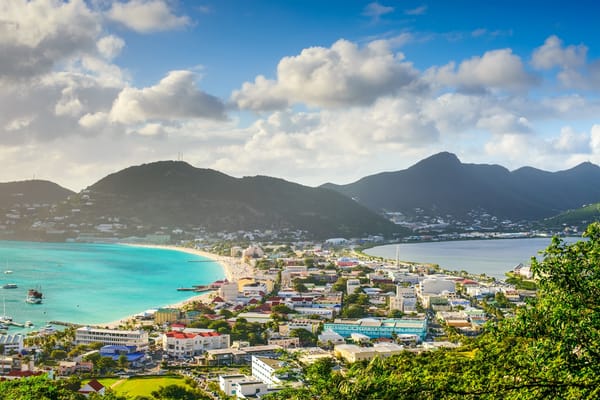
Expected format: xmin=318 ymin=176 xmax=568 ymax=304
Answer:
xmin=252 ymin=356 xmax=284 ymax=387
xmin=75 ymin=327 xmax=148 ymax=350
xmin=219 ymin=374 xmax=268 ymax=398
xmin=334 ymin=343 xmax=404 ymax=363
xmin=163 ymin=330 xmax=230 ymax=359
xmin=219 ymin=282 xmax=239 ymax=302
xmin=346 ymin=279 xmax=361 ymax=294
xmin=0 ymin=335 xmax=23 ymax=355
xmin=318 ymin=329 xmax=345 ymax=346
xmin=419 ymin=277 xmax=456 ymax=296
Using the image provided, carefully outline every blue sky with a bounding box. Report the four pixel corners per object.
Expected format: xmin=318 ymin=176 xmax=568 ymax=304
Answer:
xmin=1 ymin=0 xmax=600 ymax=191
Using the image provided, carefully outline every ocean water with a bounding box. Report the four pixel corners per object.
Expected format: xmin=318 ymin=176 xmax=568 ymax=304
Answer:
xmin=364 ymin=237 xmax=580 ymax=280
xmin=0 ymin=241 xmax=224 ymax=333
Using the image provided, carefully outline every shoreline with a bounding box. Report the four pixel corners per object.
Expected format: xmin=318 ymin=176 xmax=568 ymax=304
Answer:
xmin=92 ymin=244 xmax=254 ymax=329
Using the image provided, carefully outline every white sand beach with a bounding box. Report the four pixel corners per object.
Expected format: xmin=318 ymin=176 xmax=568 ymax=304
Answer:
xmin=94 ymin=244 xmax=254 ymax=328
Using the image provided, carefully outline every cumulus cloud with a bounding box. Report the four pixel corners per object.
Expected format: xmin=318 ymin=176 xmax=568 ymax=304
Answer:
xmin=0 ymin=0 xmax=100 ymax=80
xmin=107 ymin=0 xmax=190 ymax=33
xmin=430 ymin=49 xmax=536 ymax=92
xmin=110 ymin=70 xmax=226 ymax=123
xmin=531 ymin=35 xmax=587 ymax=70
xmin=97 ymin=35 xmax=125 ymax=60
xmin=232 ymin=39 xmax=420 ymax=111
xmin=552 ymin=126 xmax=590 ymax=153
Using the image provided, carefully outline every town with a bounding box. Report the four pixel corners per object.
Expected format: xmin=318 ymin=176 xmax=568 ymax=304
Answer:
xmin=0 ymin=239 xmax=536 ymax=399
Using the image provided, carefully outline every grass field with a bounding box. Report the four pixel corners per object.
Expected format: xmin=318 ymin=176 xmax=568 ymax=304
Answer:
xmin=109 ymin=376 xmax=192 ymax=397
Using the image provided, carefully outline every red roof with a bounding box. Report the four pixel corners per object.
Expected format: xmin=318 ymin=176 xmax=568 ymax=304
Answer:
xmin=166 ymin=331 xmax=197 ymax=339
xmin=212 ymin=296 xmax=225 ymax=303
xmin=87 ymin=379 xmax=105 ymax=391
xmin=248 ymin=298 xmax=259 ymax=304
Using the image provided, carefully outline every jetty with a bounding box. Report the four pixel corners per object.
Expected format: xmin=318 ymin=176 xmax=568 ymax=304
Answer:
xmin=48 ymin=321 xmax=83 ymax=328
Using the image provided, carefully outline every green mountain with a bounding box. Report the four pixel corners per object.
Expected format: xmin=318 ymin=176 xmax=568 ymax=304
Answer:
xmin=322 ymin=152 xmax=600 ymax=220
xmin=71 ymin=161 xmax=404 ymax=238
xmin=0 ymin=180 xmax=74 ymax=208
xmin=543 ymin=202 xmax=600 ymax=228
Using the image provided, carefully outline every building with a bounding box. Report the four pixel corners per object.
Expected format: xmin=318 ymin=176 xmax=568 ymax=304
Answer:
xmin=0 ymin=334 xmax=23 ymax=355
xmin=219 ymin=282 xmax=239 ymax=302
xmin=267 ymin=337 xmax=300 ymax=349
xmin=163 ymin=330 xmax=230 ymax=359
xmin=318 ymin=329 xmax=346 ymax=346
xmin=252 ymin=356 xmax=284 ymax=387
xmin=75 ymin=327 xmax=149 ymax=349
xmin=324 ymin=318 xmax=427 ymax=341
xmin=154 ymin=308 xmax=181 ymax=325
xmin=205 ymin=345 xmax=282 ymax=366
xmin=219 ymin=374 xmax=268 ymax=398
xmin=346 ymin=279 xmax=361 ymax=294
xmin=100 ymin=345 xmax=147 ymax=367
xmin=334 ymin=343 xmax=404 ymax=363
xmin=78 ymin=379 xmax=106 ymax=397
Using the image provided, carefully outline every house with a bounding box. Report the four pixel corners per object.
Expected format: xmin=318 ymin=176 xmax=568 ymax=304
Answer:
xmin=78 ymin=379 xmax=105 ymax=397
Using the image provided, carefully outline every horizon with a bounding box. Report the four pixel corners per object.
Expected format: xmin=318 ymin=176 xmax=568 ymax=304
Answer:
xmin=2 ymin=1 xmax=600 ymax=191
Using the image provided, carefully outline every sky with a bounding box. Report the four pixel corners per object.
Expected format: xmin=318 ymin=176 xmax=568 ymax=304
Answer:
xmin=2 ymin=0 xmax=600 ymax=191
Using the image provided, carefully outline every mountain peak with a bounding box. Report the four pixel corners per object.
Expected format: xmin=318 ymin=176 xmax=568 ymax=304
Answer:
xmin=411 ymin=152 xmax=461 ymax=170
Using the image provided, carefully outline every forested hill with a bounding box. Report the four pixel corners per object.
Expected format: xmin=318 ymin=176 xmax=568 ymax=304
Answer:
xmin=0 ymin=180 xmax=74 ymax=208
xmin=322 ymin=152 xmax=600 ymax=220
xmin=76 ymin=161 xmax=404 ymax=238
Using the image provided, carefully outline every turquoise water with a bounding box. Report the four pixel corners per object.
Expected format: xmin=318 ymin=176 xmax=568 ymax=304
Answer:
xmin=0 ymin=241 xmax=224 ymax=333
xmin=364 ymin=237 xmax=580 ymax=280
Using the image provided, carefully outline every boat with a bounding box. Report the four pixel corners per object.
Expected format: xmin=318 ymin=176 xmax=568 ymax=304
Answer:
xmin=25 ymin=289 xmax=43 ymax=304
xmin=4 ymin=270 xmax=12 ymax=274
xmin=0 ymin=297 xmax=11 ymax=322
xmin=24 ymin=321 xmax=34 ymax=327
xmin=2 ymin=283 xmax=17 ymax=289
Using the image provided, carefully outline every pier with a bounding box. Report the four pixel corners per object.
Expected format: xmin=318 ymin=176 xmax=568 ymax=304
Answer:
xmin=48 ymin=321 xmax=83 ymax=328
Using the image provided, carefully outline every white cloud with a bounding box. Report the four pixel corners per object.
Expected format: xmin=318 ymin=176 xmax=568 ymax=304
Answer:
xmin=531 ymin=35 xmax=587 ymax=70
xmin=0 ymin=0 xmax=100 ymax=80
xmin=232 ymin=39 xmax=420 ymax=111
xmin=97 ymin=35 xmax=125 ymax=60
xmin=110 ymin=70 xmax=226 ymax=123
xmin=107 ymin=0 xmax=190 ymax=33
xmin=430 ymin=49 xmax=535 ymax=92
xmin=363 ymin=2 xmax=394 ymax=19
xmin=552 ymin=126 xmax=590 ymax=153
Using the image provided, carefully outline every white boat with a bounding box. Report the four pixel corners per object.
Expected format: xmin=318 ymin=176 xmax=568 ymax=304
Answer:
xmin=24 ymin=321 xmax=34 ymax=327
xmin=4 ymin=270 xmax=13 ymax=274
xmin=2 ymin=283 xmax=17 ymax=289
xmin=0 ymin=297 xmax=12 ymax=322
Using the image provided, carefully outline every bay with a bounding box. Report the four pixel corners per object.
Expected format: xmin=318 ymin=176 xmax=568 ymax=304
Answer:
xmin=0 ymin=241 xmax=224 ymax=333
xmin=364 ymin=237 xmax=579 ymax=280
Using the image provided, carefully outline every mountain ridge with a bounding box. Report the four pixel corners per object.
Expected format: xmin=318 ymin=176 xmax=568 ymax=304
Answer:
xmin=322 ymin=152 xmax=600 ymax=221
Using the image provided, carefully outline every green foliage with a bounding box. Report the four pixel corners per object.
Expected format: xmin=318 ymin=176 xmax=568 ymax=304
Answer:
xmin=0 ymin=375 xmax=85 ymax=400
xmin=150 ymin=384 xmax=210 ymax=400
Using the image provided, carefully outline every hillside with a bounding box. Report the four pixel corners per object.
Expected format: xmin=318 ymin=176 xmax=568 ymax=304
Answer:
xmin=66 ymin=161 xmax=404 ymax=238
xmin=322 ymin=152 xmax=600 ymax=221
xmin=543 ymin=202 xmax=600 ymax=228
xmin=0 ymin=180 xmax=74 ymax=208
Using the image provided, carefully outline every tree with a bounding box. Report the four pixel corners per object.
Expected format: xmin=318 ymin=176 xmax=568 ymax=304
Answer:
xmin=50 ymin=349 xmax=67 ymax=360
xmin=118 ymin=353 xmax=129 ymax=369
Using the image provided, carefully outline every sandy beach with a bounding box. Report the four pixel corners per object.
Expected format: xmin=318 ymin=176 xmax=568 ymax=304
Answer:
xmin=95 ymin=244 xmax=253 ymax=328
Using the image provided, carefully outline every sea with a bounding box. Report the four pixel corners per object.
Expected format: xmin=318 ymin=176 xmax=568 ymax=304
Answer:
xmin=0 ymin=241 xmax=224 ymax=334
xmin=364 ymin=237 xmax=580 ymax=280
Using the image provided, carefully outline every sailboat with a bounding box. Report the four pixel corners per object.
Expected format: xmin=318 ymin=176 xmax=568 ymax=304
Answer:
xmin=0 ymin=296 xmax=12 ymax=323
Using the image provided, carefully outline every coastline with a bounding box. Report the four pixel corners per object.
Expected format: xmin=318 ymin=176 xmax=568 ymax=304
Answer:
xmin=94 ymin=244 xmax=253 ymax=329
